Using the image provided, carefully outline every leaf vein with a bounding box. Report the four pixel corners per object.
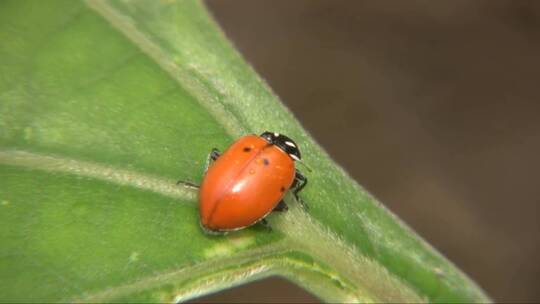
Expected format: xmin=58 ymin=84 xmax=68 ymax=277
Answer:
xmin=0 ymin=149 xmax=196 ymax=202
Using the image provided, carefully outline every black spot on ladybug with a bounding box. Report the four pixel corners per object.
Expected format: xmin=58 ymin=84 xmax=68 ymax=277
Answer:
xmin=243 ymin=147 xmax=251 ymax=152
xmin=263 ymin=158 xmax=270 ymax=166
xmin=280 ymin=186 xmax=285 ymax=192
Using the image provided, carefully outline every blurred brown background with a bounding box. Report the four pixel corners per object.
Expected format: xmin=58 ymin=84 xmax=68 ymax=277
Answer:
xmin=198 ymin=1 xmax=540 ymax=302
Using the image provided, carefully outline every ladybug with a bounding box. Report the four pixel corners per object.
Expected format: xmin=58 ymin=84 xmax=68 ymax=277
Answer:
xmin=180 ymin=131 xmax=308 ymax=234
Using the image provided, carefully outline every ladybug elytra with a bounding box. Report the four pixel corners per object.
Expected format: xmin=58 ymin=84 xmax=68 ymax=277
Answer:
xmin=179 ymin=131 xmax=307 ymax=234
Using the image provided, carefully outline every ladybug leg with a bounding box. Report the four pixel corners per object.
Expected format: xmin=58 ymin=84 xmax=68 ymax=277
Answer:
xmin=272 ymin=200 xmax=289 ymax=212
xmin=260 ymin=218 xmax=273 ymax=231
xmin=291 ymin=170 xmax=308 ymax=209
xmin=204 ymin=148 xmax=221 ymax=174
xmin=176 ymin=148 xmax=221 ymax=187
xmin=176 ymin=180 xmax=200 ymax=189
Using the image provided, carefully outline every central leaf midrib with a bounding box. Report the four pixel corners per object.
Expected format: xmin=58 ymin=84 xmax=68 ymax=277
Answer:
xmin=84 ymin=0 xmax=247 ymax=138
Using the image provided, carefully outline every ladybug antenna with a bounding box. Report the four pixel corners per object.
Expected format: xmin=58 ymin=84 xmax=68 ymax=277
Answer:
xmin=297 ymin=159 xmax=313 ymax=173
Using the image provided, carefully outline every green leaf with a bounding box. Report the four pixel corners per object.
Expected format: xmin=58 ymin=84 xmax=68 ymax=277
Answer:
xmin=0 ymin=0 xmax=489 ymax=302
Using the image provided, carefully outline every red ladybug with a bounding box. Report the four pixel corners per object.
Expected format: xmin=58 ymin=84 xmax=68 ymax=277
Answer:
xmin=180 ymin=131 xmax=307 ymax=234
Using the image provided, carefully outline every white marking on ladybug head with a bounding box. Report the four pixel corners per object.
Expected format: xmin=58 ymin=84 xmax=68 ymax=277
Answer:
xmin=274 ymin=132 xmax=279 ymax=137
xmin=285 ymin=141 xmax=296 ymax=148
xmin=290 ymin=154 xmax=300 ymax=161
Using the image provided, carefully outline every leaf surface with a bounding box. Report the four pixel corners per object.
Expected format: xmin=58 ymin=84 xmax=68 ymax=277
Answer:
xmin=0 ymin=0 xmax=489 ymax=302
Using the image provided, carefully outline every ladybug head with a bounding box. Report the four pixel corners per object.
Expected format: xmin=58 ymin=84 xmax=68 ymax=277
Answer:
xmin=260 ymin=131 xmax=301 ymax=161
